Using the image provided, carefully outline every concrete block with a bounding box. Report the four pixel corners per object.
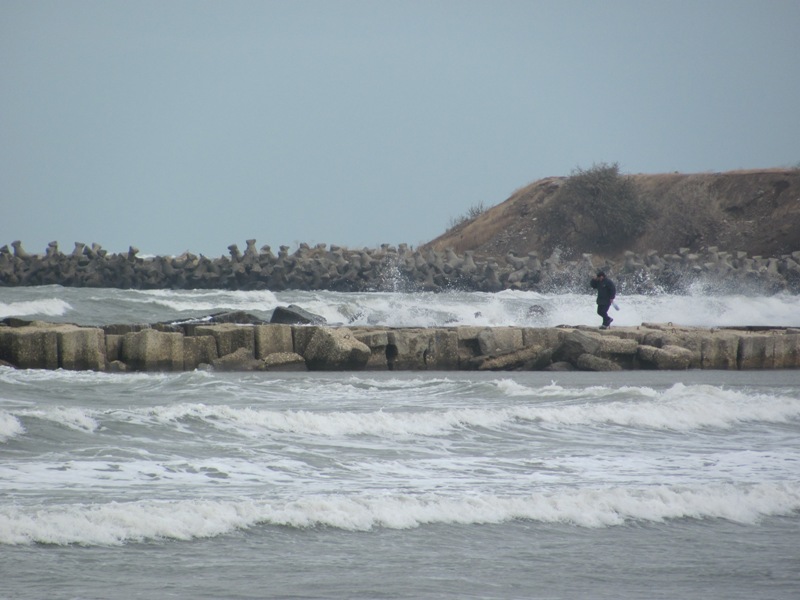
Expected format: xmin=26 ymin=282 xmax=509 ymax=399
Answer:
xmin=292 ymin=326 xmax=318 ymax=357
xmin=58 ymin=326 xmax=106 ymax=370
xmin=596 ymin=335 xmax=639 ymax=356
xmin=212 ymin=347 xmax=264 ymax=371
xmin=521 ymin=327 xmax=564 ymax=349
xmin=352 ymin=329 xmax=391 ymax=370
xmin=774 ymin=333 xmax=800 ymax=368
xmin=424 ymin=328 xmax=460 ymax=370
xmin=739 ymin=332 xmax=800 ymax=369
xmin=0 ymin=326 xmax=59 ymax=369
xmin=263 ymin=352 xmax=307 ymax=371
xmin=577 ymin=353 xmax=622 ymax=371
xmin=381 ymin=328 xmax=460 ymax=371
xmin=303 ymin=327 xmax=371 ymax=370
xmin=254 ymin=324 xmax=294 ymax=359
xmin=184 ymin=336 xmax=218 ymax=370
xmin=737 ymin=335 xmax=772 ymax=369
xmin=105 ymin=334 xmax=122 ymax=363
xmin=122 ymin=328 xmax=184 ymax=371
xmin=455 ymin=327 xmax=484 ymax=365
xmin=193 ymin=324 xmax=255 ymax=357
xmin=386 ymin=329 xmax=432 ymax=370
xmin=637 ymin=344 xmax=693 ymax=370
xmin=477 ymin=327 xmax=524 ymax=356
xmin=700 ymin=332 xmax=740 ymax=369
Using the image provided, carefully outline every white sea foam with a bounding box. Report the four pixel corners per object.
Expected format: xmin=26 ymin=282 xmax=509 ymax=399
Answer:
xmin=142 ymin=402 xmax=499 ymax=437
xmin=512 ymin=383 xmax=800 ymax=431
xmin=494 ymin=379 xmax=537 ymax=396
xmin=3 ymin=287 xmax=799 ymax=327
xmin=17 ymin=407 xmax=100 ymax=433
xmin=133 ymin=289 xmax=279 ymax=313
xmin=0 ymin=298 xmax=72 ymax=319
xmin=2 ymin=482 xmax=798 ymax=545
xmin=609 ymin=292 xmax=800 ymax=328
xmin=131 ymin=383 xmax=800 ymax=437
xmin=0 ymin=364 xmax=180 ymax=390
xmin=300 ymin=290 xmax=800 ymax=328
xmin=493 ymin=379 xmax=614 ymax=399
xmin=0 ymin=456 xmax=302 ymax=493
xmin=0 ymin=411 xmax=25 ymax=442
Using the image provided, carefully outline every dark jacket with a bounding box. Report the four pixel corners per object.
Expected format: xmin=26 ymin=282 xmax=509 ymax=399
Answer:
xmin=590 ymin=276 xmax=616 ymax=305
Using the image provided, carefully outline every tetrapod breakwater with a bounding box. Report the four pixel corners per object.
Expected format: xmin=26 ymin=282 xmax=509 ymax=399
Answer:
xmin=2 ymin=240 xmax=800 ymax=294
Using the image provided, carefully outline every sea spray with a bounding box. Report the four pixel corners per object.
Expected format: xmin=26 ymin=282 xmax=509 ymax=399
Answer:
xmin=2 ymin=286 xmax=799 ymax=327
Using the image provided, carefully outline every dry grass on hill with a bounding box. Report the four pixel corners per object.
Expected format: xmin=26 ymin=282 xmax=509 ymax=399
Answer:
xmin=423 ymin=168 xmax=800 ymax=264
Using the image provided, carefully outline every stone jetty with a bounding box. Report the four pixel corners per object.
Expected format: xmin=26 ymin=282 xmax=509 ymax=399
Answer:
xmin=1 ymin=312 xmax=798 ymax=372
xmin=2 ymin=240 xmax=800 ymax=294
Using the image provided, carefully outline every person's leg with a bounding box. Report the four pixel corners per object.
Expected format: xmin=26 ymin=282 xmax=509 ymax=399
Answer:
xmin=598 ymin=303 xmax=612 ymax=327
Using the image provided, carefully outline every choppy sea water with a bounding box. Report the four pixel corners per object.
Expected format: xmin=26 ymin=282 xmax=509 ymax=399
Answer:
xmin=1 ymin=284 xmax=800 ymax=328
xmin=1 ymin=287 xmax=799 ymax=599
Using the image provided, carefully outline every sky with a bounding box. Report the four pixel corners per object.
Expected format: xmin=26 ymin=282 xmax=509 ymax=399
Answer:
xmin=2 ymin=0 xmax=799 ymax=257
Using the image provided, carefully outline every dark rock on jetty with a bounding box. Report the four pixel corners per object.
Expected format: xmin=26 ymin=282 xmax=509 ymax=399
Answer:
xmin=2 ymin=240 xmax=800 ymax=294
xmin=270 ymin=304 xmax=327 ymax=325
xmin=1 ymin=314 xmax=798 ymax=372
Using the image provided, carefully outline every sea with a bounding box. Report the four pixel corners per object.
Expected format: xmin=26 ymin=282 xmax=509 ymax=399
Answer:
xmin=1 ymin=285 xmax=799 ymax=600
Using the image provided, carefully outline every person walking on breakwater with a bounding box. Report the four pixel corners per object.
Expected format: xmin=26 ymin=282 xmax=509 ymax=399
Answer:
xmin=590 ymin=270 xmax=616 ymax=329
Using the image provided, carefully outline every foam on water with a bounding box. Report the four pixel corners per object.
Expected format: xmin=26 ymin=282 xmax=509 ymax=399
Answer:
xmin=515 ymin=383 xmax=800 ymax=431
xmin=2 ymin=372 xmax=797 ymax=438
xmin=139 ymin=402 xmax=502 ymax=437
xmin=274 ymin=289 xmax=800 ymax=328
xmin=2 ymin=482 xmax=798 ymax=545
xmin=0 ymin=411 xmax=25 ymax=442
xmin=17 ymin=407 xmax=100 ymax=433
xmin=0 ymin=298 xmax=72 ymax=319
xmin=95 ymin=383 xmax=800 ymax=437
xmin=0 ymin=364 xmax=215 ymax=386
xmin=1 ymin=286 xmax=799 ymax=327
xmin=133 ymin=289 xmax=279 ymax=314
xmin=554 ymin=447 xmax=800 ymax=486
xmin=0 ymin=456 xmax=302 ymax=493
xmin=312 ymin=289 xmax=800 ymax=328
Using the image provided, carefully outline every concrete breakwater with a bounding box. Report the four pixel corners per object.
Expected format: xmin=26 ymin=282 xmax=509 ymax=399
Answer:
xmin=1 ymin=312 xmax=798 ymax=372
xmin=2 ymin=240 xmax=800 ymax=293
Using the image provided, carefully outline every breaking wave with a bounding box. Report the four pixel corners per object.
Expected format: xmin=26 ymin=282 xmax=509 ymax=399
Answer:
xmin=114 ymin=383 xmax=800 ymax=436
xmin=0 ymin=411 xmax=25 ymax=443
xmin=2 ymin=482 xmax=798 ymax=545
xmin=0 ymin=298 xmax=71 ymax=319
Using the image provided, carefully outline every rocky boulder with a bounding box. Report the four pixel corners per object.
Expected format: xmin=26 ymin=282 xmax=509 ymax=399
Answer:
xmin=270 ymin=305 xmax=326 ymax=325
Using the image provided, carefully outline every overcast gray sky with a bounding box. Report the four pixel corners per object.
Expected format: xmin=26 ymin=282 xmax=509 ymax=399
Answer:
xmin=2 ymin=0 xmax=799 ymax=257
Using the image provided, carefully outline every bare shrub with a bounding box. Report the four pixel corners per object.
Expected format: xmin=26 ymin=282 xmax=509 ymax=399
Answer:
xmin=541 ymin=163 xmax=650 ymax=254
xmin=447 ymin=202 xmax=487 ymax=231
xmin=646 ymin=180 xmax=725 ymax=250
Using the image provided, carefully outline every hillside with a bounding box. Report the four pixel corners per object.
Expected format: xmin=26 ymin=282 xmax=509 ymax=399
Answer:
xmin=423 ymin=169 xmax=800 ymax=263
